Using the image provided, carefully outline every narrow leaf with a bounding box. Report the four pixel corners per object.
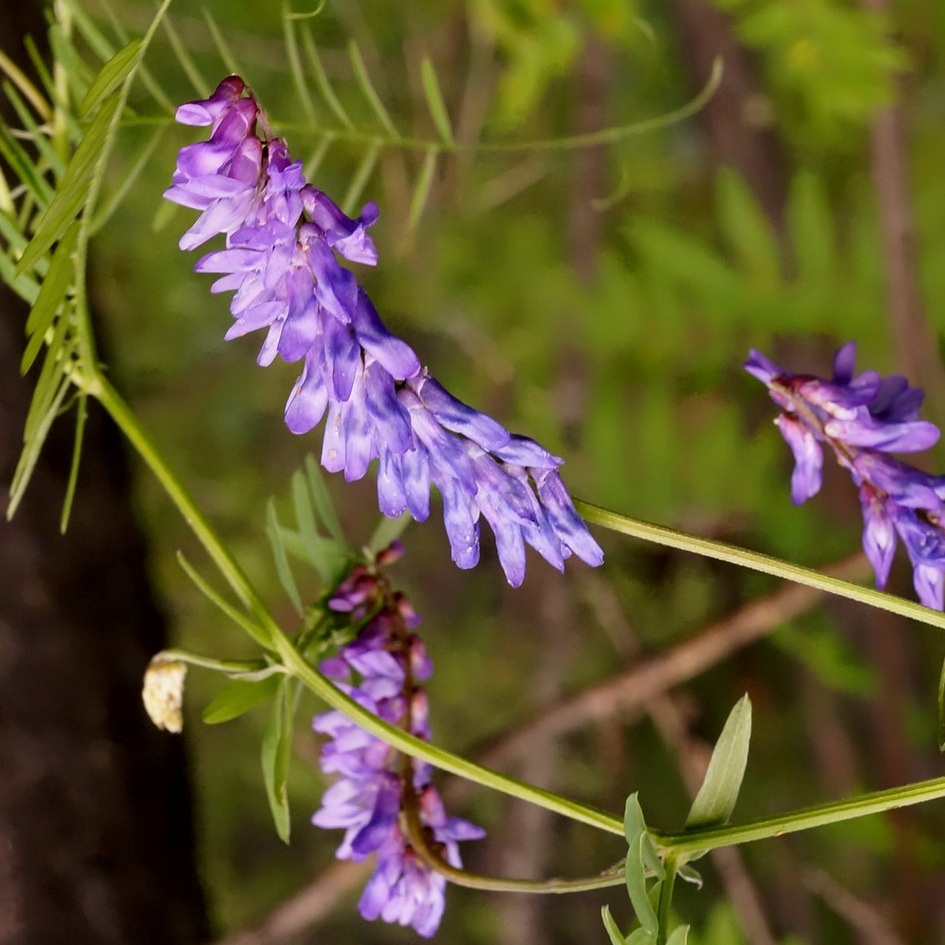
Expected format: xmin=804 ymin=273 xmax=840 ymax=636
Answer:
xmin=0 ymin=251 xmax=40 ymax=305
xmin=203 ymin=676 xmax=282 ymax=724
xmin=161 ymin=18 xmax=209 ymax=99
xmin=685 ymin=694 xmax=752 ymax=829
xmin=79 ymin=39 xmax=141 ymax=115
xmin=0 ymin=159 xmax=13 ymax=216
xmin=666 ymin=926 xmax=690 ymax=945
xmin=788 ymin=171 xmax=835 ymax=289
xmin=304 ymin=135 xmax=333 ymax=183
xmin=47 ymin=24 xmax=93 ymax=104
xmin=292 ymin=468 xmax=345 ymax=582
xmin=625 ymin=835 xmax=658 ymax=935
xmin=176 ymin=551 xmax=274 ymax=648
xmin=21 ymin=220 xmax=79 ymax=373
xmin=64 ymin=0 xmax=118 ymax=63
xmin=202 ymin=10 xmax=242 ymax=76
xmin=302 ymin=27 xmax=354 ymax=130
xmin=16 ymin=95 xmax=120 ymax=275
xmin=261 ymin=678 xmax=294 ymax=842
xmin=409 ymin=147 xmax=438 ymax=229
xmin=90 ymin=125 xmax=165 ymax=234
xmin=625 ymin=930 xmax=656 ymax=945
xmin=305 ymin=454 xmax=344 ymax=541
xmin=0 ymin=47 xmax=52 ymax=121
xmin=624 ymin=791 xmax=646 ymax=845
xmin=348 ymin=40 xmax=397 ymax=135
xmin=59 ymin=391 xmax=87 ymax=532
xmin=367 ymin=512 xmax=410 ymax=555
xmin=2 ymin=80 xmax=66 ymax=177
xmin=420 ymin=57 xmax=454 ymax=144
xmin=282 ymin=7 xmax=316 ymax=121
xmin=93 ymin=0 xmax=174 ymax=113
xmin=715 ymin=168 xmax=778 ymax=285
xmin=8 ymin=369 xmax=72 ymax=518
xmin=341 ymin=143 xmax=379 ymax=217
xmin=601 ymin=905 xmax=627 ymax=945
xmin=0 ymin=125 xmax=55 ymax=206
xmin=267 ymin=498 xmax=305 ymax=614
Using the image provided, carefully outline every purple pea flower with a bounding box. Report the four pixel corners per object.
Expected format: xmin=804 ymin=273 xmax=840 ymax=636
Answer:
xmin=167 ymin=76 xmax=603 ymax=586
xmin=747 ymin=342 xmax=945 ymax=609
xmin=312 ymin=556 xmax=484 ymax=937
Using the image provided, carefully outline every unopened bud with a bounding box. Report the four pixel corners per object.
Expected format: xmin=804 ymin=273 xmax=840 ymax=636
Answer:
xmin=142 ymin=658 xmax=187 ymax=733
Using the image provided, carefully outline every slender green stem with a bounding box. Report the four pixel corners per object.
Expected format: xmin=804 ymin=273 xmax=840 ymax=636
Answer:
xmin=151 ymin=648 xmax=276 ymax=676
xmin=576 ymin=499 xmax=945 ymax=632
xmin=653 ymin=773 xmax=945 ymax=858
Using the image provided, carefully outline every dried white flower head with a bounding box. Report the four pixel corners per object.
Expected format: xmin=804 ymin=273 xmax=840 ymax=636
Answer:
xmin=142 ymin=658 xmax=187 ymax=733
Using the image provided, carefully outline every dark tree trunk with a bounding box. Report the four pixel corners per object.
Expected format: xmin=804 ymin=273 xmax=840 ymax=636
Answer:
xmin=0 ymin=6 xmax=208 ymax=944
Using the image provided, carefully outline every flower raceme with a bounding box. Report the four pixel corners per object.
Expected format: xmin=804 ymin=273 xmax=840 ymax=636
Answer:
xmin=746 ymin=343 xmax=945 ymax=608
xmin=165 ymin=76 xmax=603 ymax=586
xmin=312 ymin=546 xmax=484 ymax=937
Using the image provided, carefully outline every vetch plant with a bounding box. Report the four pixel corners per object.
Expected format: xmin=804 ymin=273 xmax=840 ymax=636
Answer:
xmin=7 ymin=4 xmax=945 ymax=943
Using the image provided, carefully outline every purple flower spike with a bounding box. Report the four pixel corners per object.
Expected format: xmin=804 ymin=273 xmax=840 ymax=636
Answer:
xmin=747 ymin=342 xmax=945 ymax=609
xmin=169 ymin=75 xmax=602 ymax=586
xmin=312 ymin=556 xmax=484 ymax=938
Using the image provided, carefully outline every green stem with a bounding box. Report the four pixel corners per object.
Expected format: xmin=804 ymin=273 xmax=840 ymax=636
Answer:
xmin=653 ymin=774 xmax=945 ymax=858
xmin=656 ymin=856 xmax=679 ymax=945
xmin=87 ymin=371 xmax=623 ymax=836
xmin=576 ymin=499 xmax=945 ymax=632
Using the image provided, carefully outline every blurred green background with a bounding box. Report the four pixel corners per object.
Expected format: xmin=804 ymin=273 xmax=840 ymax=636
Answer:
xmin=40 ymin=0 xmax=945 ymax=941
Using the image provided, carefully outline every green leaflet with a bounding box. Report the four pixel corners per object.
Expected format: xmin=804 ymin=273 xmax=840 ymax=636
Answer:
xmin=204 ymin=676 xmax=283 ymax=725
xmin=261 ymin=677 xmax=295 ymax=843
xmin=409 ymin=147 xmax=438 ymax=229
xmin=266 ymin=498 xmax=305 ymax=615
xmin=21 ymin=219 xmax=79 ymax=373
xmin=15 ymin=95 xmax=119 ymax=276
xmin=79 ymin=39 xmax=141 ymax=115
xmin=684 ymin=694 xmax=753 ymax=832
xmin=601 ymin=905 xmax=628 ymax=945
xmin=420 ymin=57 xmax=454 ymax=145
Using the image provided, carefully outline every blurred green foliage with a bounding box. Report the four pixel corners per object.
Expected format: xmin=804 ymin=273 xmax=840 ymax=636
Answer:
xmin=9 ymin=0 xmax=945 ymax=941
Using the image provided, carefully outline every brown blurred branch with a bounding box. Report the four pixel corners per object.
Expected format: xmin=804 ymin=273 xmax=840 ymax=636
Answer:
xmin=803 ymin=869 xmax=906 ymax=945
xmin=474 ymin=553 xmax=868 ymax=772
